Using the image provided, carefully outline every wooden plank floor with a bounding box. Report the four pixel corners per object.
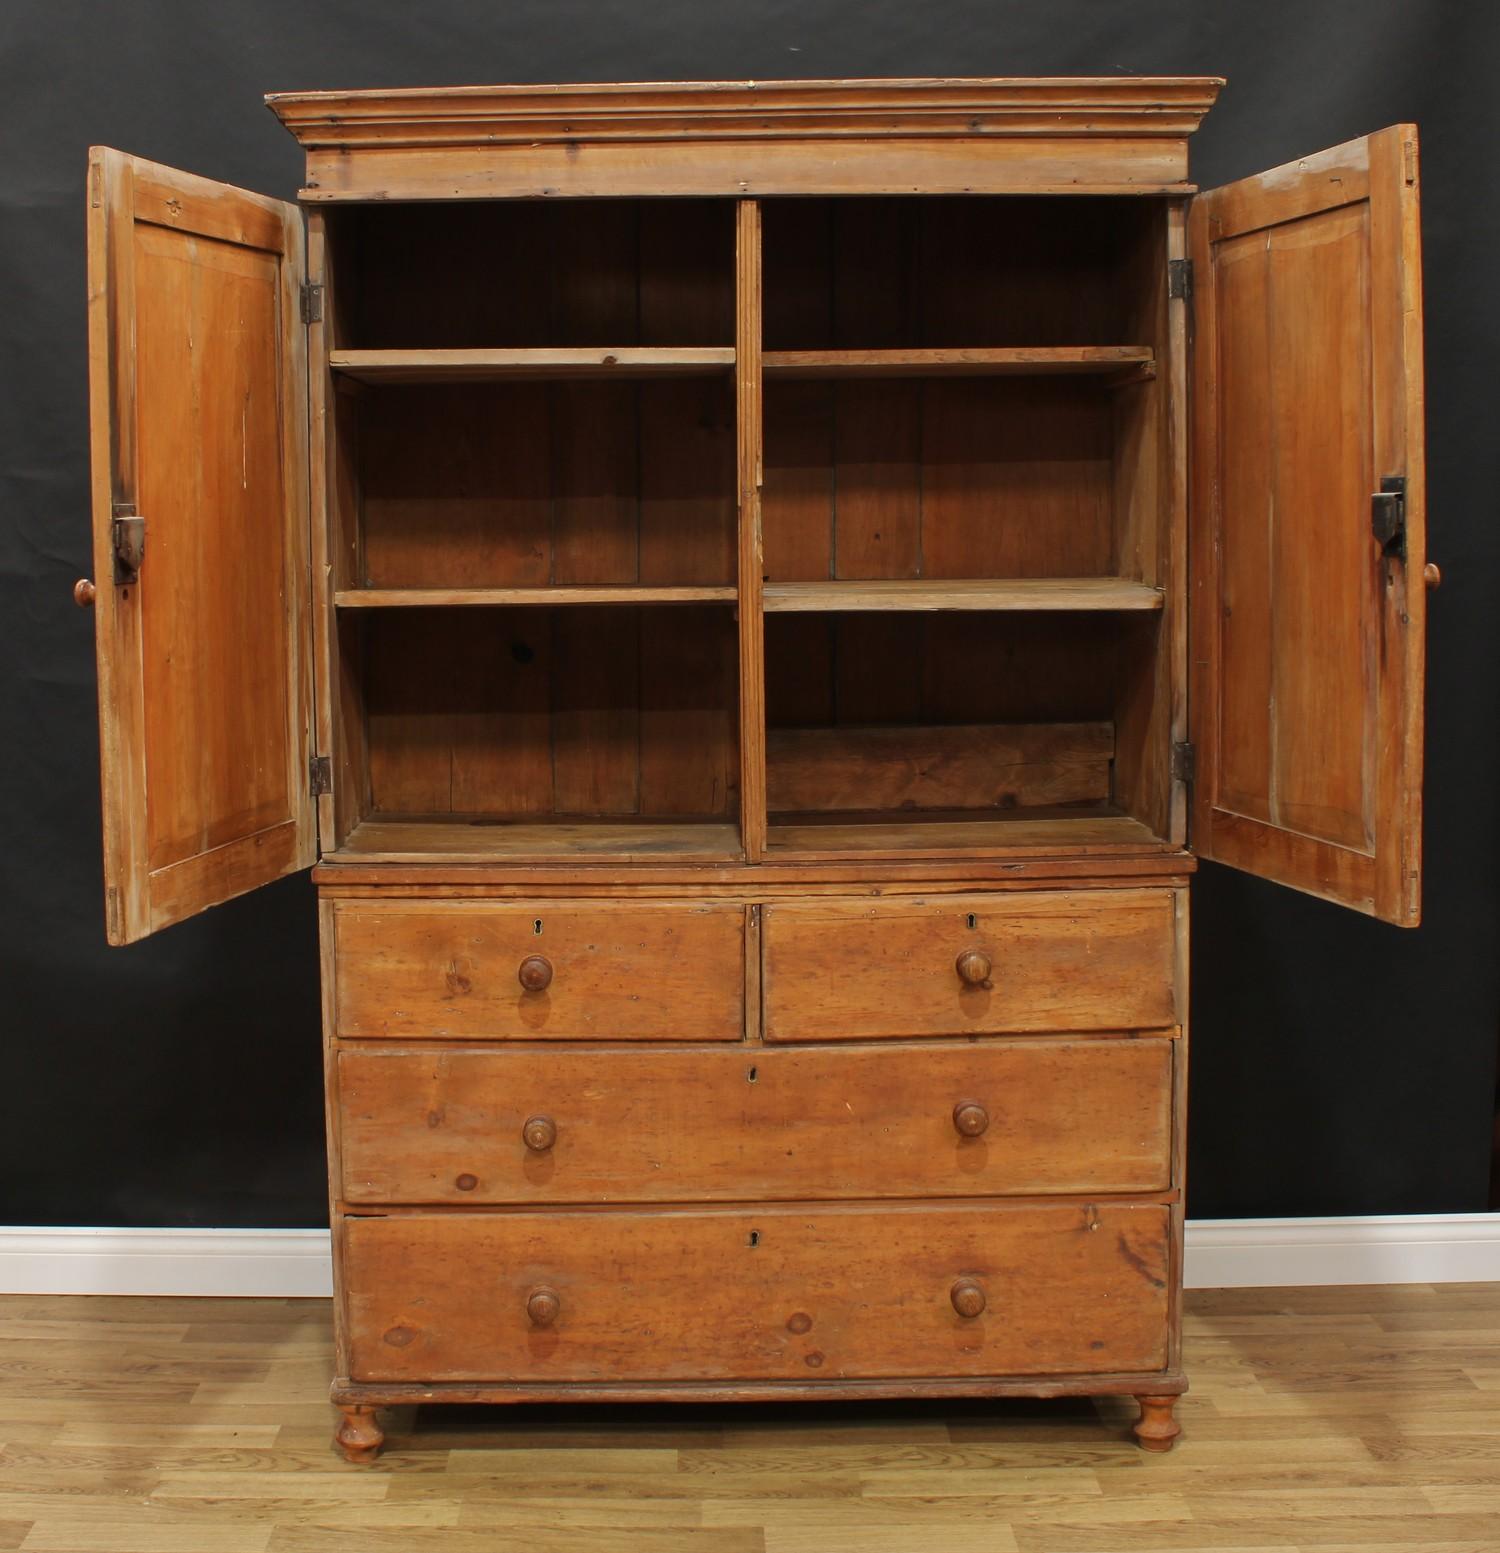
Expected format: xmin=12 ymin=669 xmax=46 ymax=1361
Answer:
xmin=0 ymin=1284 xmax=1497 ymax=1551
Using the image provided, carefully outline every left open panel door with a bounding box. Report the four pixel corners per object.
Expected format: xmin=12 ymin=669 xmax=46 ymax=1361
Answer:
xmin=85 ymin=149 xmax=314 ymax=945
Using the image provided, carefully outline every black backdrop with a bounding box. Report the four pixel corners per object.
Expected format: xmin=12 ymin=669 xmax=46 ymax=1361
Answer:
xmin=3 ymin=0 xmax=1496 ymax=1228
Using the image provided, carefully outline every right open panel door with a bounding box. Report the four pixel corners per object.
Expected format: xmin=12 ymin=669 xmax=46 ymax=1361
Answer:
xmin=1188 ymin=127 xmax=1427 ymax=925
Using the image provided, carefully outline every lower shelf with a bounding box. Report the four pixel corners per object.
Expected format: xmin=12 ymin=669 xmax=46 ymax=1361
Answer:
xmin=333 ymin=818 xmax=742 ymax=864
xmin=328 ymin=811 xmax=1167 ymax=864
xmin=766 ymin=807 xmax=1170 ymax=858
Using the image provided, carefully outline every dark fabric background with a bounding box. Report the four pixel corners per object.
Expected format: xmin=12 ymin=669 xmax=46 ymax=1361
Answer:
xmin=2 ymin=0 xmax=1495 ymax=1227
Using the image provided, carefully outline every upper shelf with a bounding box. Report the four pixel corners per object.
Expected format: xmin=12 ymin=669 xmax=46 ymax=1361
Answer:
xmin=335 ymin=586 xmax=736 ymax=609
xmin=762 ymin=346 xmax=1155 ymax=380
xmin=329 ymin=348 xmax=735 ymax=384
xmin=763 ymin=578 xmax=1165 ymax=613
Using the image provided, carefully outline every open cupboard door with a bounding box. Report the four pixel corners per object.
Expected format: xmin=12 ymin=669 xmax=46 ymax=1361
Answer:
xmin=1188 ymin=127 xmax=1427 ymax=925
xmin=85 ymin=150 xmax=314 ymax=945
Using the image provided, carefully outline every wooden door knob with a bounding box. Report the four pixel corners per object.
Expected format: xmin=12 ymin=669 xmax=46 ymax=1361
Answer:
xmin=1423 ymin=562 xmax=1442 ymax=589
xmin=526 ymin=1286 xmax=561 ymax=1327
xmin=522 ymin=1114 xmax=557 ymax=1152
xmin=518 ymin=954 xmax=554 ymax=992
xmin=73 ymin=579 xmax=97 ymax=608
xmin=952 ymin=1100 xmax=990 ymax=1138
xmin=955 ymin=949 xmax=992 ymax=987
xmin=951 ymin=1278 xmax=987 ymax=1318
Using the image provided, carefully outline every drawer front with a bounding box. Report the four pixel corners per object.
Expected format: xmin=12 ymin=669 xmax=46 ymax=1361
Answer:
xmin=338 ymin=1038 xmax=1174 ymax=1205
xmin=762 ymin=890 xmax=1177 ymax=1041
xmin=332 ymin=902 xmax=745 ymax=1040
xmin=345 ymin=1202 xmax=1171 ymax=1383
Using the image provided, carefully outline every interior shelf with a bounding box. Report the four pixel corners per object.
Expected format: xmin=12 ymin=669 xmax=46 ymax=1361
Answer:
xmin=765 ymin=808 xmax=1169 ymax=859
xmin=332 ymin=818 xmax=742 ymax=864
xmin=761 ymin=347 xmax=1154 ymax=379
xmin=763 ymin=578 xmax=1164 ymax=613
xmin=335 ymin=586 xmax=737 ymax=609
xmin=329 ymin=347 xmax=736 ymax=384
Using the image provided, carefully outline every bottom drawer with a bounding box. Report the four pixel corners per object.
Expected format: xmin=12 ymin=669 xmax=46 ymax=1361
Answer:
xmin=345 ymin=1202 xmax=1171 ymax=1383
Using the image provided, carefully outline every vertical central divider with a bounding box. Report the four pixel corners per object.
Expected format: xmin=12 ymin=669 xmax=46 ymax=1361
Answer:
xmin=736 ymin=199 xmax=767 ymax=859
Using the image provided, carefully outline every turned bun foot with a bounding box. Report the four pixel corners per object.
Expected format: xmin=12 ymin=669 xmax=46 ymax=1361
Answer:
xmin=334 ymin=1404 xmax=385 ymax=1463
xmin=1132 ymin=1394 xmax=1182 ymax=1452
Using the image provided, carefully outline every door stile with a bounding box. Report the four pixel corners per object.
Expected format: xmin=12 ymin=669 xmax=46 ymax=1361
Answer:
xmin=1367 ymin=127 xmax=1426 ymax=925
xmin=282 ymin=200 xmax=315 ymax=871
xmin=1164 ymin=200 xmax=1191 ymax=849
xmin=86 ymin=150 xmax=146 ymax=943
xmin=306 ymin=211 xmax=336 ymax=852
xmin=736 ymin=198 xmax=767 ymax=860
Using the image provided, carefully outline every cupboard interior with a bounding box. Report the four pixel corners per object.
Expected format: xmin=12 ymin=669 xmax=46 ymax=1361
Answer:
xmin=763 ymin=611 xmax=1169 ymax=853
xmin=318 ymin=195 xmax=1177 ymax=860
xmin=332 ymin=605 xmax=741 ymax=860
xmin=325 ymin=199 xmax=735 ymax=349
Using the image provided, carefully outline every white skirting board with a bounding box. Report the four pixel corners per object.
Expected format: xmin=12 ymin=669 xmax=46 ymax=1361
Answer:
xmin=0 ymin=1216 xmax=1497 ymax=1297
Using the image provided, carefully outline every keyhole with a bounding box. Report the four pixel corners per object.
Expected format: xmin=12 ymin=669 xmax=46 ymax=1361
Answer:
xmin=966 ymin=913 xmax=977 ymax=930
xmin=533 ymin=919 xmax=543 ymax=935
xmin=747 ymin=1066 xmax=758 ymax=1083
xmin=748 ymin=1230 xmax=760 ymax=1247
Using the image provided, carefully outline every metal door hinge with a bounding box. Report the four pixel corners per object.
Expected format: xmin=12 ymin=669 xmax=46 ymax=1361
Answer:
xmin=1168 ymin=259 xmax=1194 ymax=301
xmin=309 ymin=754 xmax=332 ymax=797
xmin=300 ymin=282 xmax=323 ymax=324
xmin=1172 ymin=741 xmax=1196 ymax=787
xmin=111 ymin=507 xmax=145 ymax=584
xmin=1371 ymin=476 xmax=1406 ymax=557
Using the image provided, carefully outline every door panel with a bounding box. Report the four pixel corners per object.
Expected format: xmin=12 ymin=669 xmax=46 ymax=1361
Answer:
xmin=86 ymin=149 xmax=313 ymax=944
xmin=1189 ymin=128 xmax=1426 ymax=924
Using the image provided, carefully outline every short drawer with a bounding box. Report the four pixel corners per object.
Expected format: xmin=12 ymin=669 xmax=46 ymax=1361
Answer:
xmin=344 ymin=1201 xmax=1171 ymax=1383
xmin=762 ymin=890 xmax=1177 ymax=1041
xmin=337 ymin=1037 xmax=1173 ymax=1205
xmin=331 ymin=901 xmax=745 ymax=1040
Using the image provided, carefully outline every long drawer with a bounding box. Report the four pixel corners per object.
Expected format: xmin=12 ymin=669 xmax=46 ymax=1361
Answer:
xmin=337 ymin=1037 xmax=1174 ymax=1205
xmin=331 ymin=901 xmax=746 ymax=1040
xmin=762 ymin=890 xmax=1177 ymax=1041
xmin=344 ymin=1202 xmax=1172 ymax=1383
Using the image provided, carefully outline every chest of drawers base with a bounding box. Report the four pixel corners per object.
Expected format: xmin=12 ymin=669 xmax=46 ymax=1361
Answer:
xmin=319 ymin=874 xmax=1189 ymax=1461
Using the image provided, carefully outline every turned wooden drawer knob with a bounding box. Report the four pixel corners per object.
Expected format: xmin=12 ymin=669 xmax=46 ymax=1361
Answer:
xmin=952 ymin=1100 xmax=990 ymax=1138
xmin=73 ymin=578 xmax=97 ymax=608
xmin=518 ymin=954 xmax=554 ymax=992
xmin=522 ymin=1114 xmax=557 ymax=1152
xmin=526 ymin=1286 xmax=561 ymax=1327
xmin=955 ymin=948 xmax=992 ymax=987
xmin=951 ymin=1278 xmax=987 ymax=1318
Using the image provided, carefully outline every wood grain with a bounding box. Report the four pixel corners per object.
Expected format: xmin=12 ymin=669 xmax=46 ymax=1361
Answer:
xmin=343 ymin=1202 xmax=1172 ymax=1382
xmin=332 ymin=899 xmax=747 ymax=1040
xmin=6 ymin=1283 xmax=1500 ymax=1550
xmin=765 ymin=721 xmax=1113 ymax=814
xmin=336 ymin=1036 xmax=1174 ymax=1204
xmin=761 ymin=889 xmax=1177 ymax=1040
